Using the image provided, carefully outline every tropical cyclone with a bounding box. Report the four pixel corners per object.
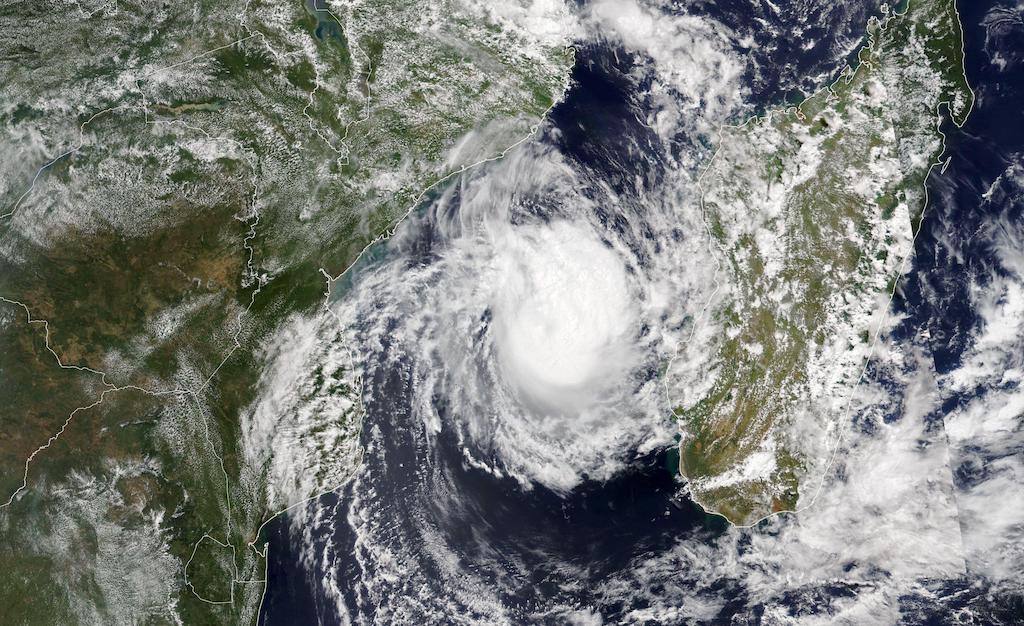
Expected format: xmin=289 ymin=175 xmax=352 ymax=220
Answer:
xmin=674 ymin=0 xmax=973 ymax=525
xmin=0 ymin=0 xmax=574 ymax=622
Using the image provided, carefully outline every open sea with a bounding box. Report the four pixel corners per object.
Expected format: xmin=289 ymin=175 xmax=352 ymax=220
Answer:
xmin=259 ymin=1 xmax=1024 ymax=623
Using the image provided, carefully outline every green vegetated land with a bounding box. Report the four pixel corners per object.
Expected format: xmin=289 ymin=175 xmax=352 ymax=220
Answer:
xmin=0 ymin=0 xmax=571 ymax=622
xmin=678 ymin=0 xmax=971 ymax=525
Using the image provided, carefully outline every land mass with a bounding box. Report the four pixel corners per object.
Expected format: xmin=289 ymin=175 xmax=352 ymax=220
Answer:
xmin=677 ymin=0 xmax=973 ymax=526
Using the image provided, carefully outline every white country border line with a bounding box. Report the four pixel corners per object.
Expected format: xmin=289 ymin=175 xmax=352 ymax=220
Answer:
xmin=0 ymin=31 xmax=269 ymax=603
xmin=246 ymin=44 xmax=577 ymax=612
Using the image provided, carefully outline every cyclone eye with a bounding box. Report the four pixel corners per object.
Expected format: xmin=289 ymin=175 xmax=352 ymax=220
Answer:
xmin=490 ymin=221 xmax=638 ymax=410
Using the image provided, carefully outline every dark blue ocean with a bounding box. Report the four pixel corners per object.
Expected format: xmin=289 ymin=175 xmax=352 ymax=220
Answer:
xmin=259 ymin=1 xmax=1024 ymax=623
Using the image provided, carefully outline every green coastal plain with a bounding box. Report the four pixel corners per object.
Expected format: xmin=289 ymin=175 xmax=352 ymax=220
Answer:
xmin=678 ymin=0 xmax=972 ymax=525
xmin=0 ymin=1 xmax=570 ymax=622
xmin=0 ymin=0 xmax=976 ymax=621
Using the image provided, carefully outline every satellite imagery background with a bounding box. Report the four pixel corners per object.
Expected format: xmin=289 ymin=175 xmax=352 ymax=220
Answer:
xmin=1 ymin=0 xmax=1023 ymax=624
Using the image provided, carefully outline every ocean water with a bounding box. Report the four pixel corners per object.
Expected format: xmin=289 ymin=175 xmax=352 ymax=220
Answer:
xmin=259 ymin=1 xmax=1024 ymax=623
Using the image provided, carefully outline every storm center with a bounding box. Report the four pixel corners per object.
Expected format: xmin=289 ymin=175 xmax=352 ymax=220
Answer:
xmin=491 ymin=221 xmax=637 ymax=405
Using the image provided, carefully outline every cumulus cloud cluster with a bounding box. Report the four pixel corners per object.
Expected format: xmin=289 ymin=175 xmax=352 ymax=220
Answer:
xmin=332 ymin=144 xmax=682 ymax=492
xmin=249 ymin=1 xmax=1024 ymax=622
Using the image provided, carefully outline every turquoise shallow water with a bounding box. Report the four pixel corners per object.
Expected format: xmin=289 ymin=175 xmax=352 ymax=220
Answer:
xmin=259 ymin=1 xmax=1024 ymax=622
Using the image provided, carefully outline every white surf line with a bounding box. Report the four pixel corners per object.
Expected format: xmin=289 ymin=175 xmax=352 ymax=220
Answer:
xmin=253 ymin=543 xmax=271 ymax=621
xmin=151 ymin=122 xmax=266 ymax=604
xmin=673 ymin=0 xmax=976 ymax=530
xmin=246 ymin=46 xmax=578 ymax=610
xmin=134 ymin=32 xmax=280 ymax=604
xmin=156 ymin=5 xmax=315 ymax=603
xmin=129 ymin=7 xmax=362 ymax=603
